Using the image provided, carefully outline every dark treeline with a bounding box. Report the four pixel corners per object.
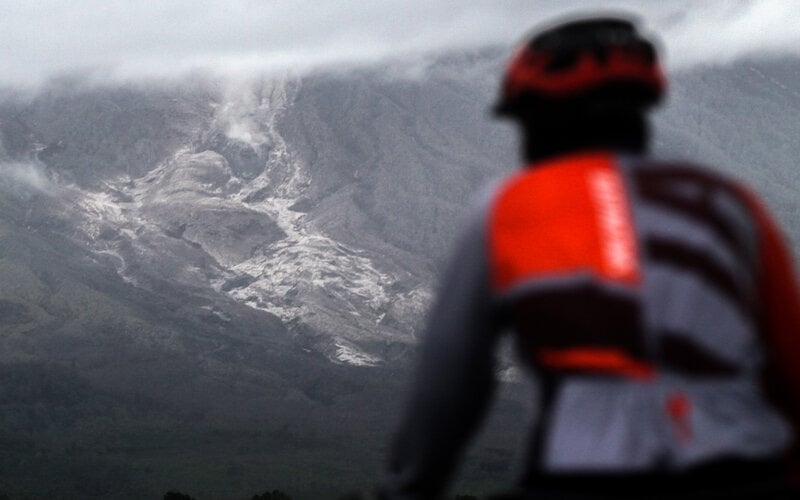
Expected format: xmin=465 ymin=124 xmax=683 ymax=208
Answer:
xmin=163 ymin=490 xmax=490 ymax=499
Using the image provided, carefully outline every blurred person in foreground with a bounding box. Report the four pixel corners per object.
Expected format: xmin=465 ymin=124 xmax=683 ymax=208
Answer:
xmin=378 ymin=15 xmax=800 ymax=500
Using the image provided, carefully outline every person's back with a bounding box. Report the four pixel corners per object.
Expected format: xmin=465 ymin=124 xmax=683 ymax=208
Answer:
xmin=378 ymin=16 xmax=800 ymax=500
xmin=491 ymin=151 xmax=799 ymax=499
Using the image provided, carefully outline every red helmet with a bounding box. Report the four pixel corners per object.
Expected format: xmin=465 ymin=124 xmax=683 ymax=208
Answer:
xmin=494 ymin=17 xmax=665 ymax=117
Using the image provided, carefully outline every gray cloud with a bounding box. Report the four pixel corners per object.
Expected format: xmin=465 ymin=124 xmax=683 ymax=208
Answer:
xmin=0 ymin=0 xmax=798 ymax=86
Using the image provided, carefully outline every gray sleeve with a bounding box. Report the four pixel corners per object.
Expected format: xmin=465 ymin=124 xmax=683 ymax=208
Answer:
xmin=379 ymin=207 xmax=502 ymax=500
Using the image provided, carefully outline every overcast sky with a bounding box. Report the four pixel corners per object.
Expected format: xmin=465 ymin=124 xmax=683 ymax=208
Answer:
xmin=1 ymin=0 xmax=799 ymax=86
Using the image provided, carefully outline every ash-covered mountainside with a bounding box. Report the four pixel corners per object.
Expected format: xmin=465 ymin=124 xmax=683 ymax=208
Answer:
xmin=0 ymin=52 xmax=520 ymax=369
xmin=0 ymin=52 xmax=525 ymax=498
xmin=2 ymin=55 xmax=800 ymax=371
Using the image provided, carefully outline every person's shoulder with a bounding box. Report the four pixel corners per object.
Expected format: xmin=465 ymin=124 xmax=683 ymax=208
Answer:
xmin=622 ymin=153 xmax=720 ymax=174
xmin=621 ymin=153 xmax=748 ymax=190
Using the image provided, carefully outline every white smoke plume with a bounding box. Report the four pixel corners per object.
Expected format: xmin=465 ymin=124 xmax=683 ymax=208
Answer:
xmin=0 ymin=162 xmax=52 ymax=193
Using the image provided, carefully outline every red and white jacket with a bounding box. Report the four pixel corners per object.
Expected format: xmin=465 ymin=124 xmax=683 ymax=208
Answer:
xmin=382 ymin=151 xmax=800 ymax=499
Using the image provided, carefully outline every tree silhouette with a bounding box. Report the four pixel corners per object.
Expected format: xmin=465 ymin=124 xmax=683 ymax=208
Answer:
xmin=251 ymin=490 xmax=293 ymax=500
xmin=163 ymin=491 xmax=196 ymax=500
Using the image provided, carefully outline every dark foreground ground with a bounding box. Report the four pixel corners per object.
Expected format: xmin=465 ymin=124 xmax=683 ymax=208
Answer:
xmin=0 ymin=357 xmax=533 ymax=500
